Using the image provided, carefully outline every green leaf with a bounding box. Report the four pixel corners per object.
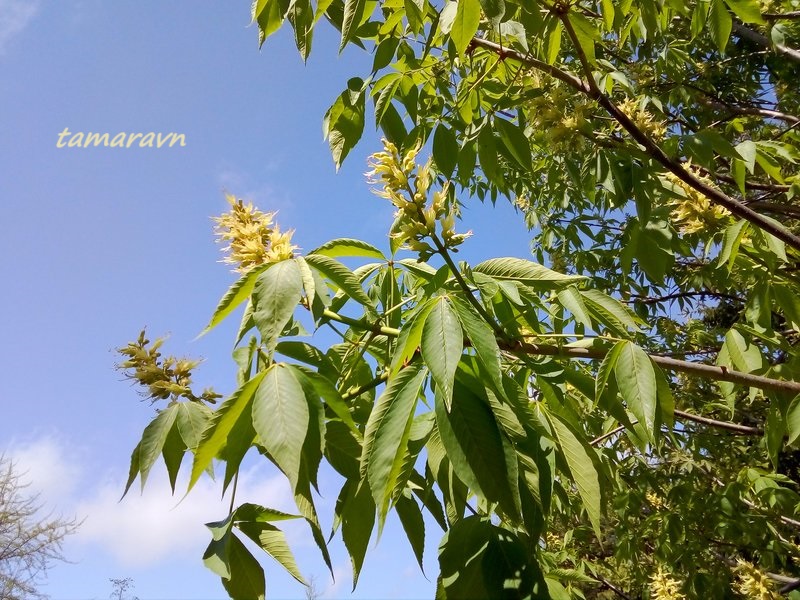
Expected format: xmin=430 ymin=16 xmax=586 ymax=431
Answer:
xmin=546 ymin=19 xmax=562 ymax=64
xmin=548 ymin=413 xmax=602 ymax=538
xmin=200 ymin=264 xmax=271 ymax=337
xmin=252 ymin=259 xmax=303 ymax=353
xmin=340 ymin=0 xmax=367 ymax=51
xmin=323 ymin=78 xmax=366 ymax=169
xmin=433 ymin=125 xmax=459 ymax=179
xmin=395 ymin=493 xmax=426 ymax=572
xmin=287 ymin=0 xmax=313 ymax=60
xmin=438 ymin=517 xmax=543 ymax=599
xmin=421 ymin=297 xmax=463 ymax=408
xmin=494 ymin=118 xmax=532 ymax=171
xmin=305 ymin=253 xmax=377 ymax=316
xmin=567 ymin=13 xmax=597 ymax=64
xmin=722 ymin=329 xmax=763 ymax=373
xmin=253 ymin=0 xmax=291 ymax=43
xmin=435 ymin=377 xmax=520 ymax=520
xmin=709 ymin=0 xmax=732 ymax=53
xmin=450 ymin=295 xmax=503 ymax=392
xmin=736 ymin=139 xmax=758 ymax=173
xmin=581 ymin=288 xmax=640 ymax=335
xmin=477 ymin=0 xmax=504 ymax=29
xmin=717 ymin=219 xmax=749 ymax=272
xmin=724 ymin=0 xmax=766 ymax=24
xmin=308 ymin=238 xmax=385 ymax=259
xmin=557 ymin=285 xmax=593 ymax=330
xmin=237 ymin=520 xmax=306 ymax=585
xmin=176 ymin=402 xmax=213 ymax=450
xmin=786 ymin=394 xmax=800 ymax=445
xmin=361 ymin=364 xmax=427 ymax=528
xmin=614 ymin=341 xmax=657 ymax=438
xmin=137 ymin=403 xmax=179 ymax=487
xmin=391 ymin=299 xmax=436 ymax=374
xmin=450 ymin=0 xmax=481 ymax=57
xmin=474 ymin=257 xmax=585 ymax=286
xmin=252 ymin=364 xmax=310 ymax=491
xmin=190 ymin=371 xmax=267 ymax=491
xmin=221 ymin=534 xmax=267 ymax=600
xmin=774 ymin=284 xmax=800 ymax=331
xmin=341 ymin=480 xmax=376 ymax=587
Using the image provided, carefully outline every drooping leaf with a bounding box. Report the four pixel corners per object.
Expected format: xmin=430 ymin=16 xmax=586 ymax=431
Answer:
xmin=421 ymin=297 xmax=463 ymax=408
xmin=252 ymin=363 xmax=310 ymax=491
xmin=450 ymin=0 xmax=481 ymax=57
xmin=614 ymin=341 xmax=657 ymax=438
xmin=361 ymin=364 xmax=427 ymax=527
xmin=341 ymin=480 xmax=376 ymax=588
xmin=548 ymin=412 xmax=603 ymax=538
xmin=305 ymin=252 xmax=378 ymax=315
xmin=435 ymin=377 xmax=520 ymax=520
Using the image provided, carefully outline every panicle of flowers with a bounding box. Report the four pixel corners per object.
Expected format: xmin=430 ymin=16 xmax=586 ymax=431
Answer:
xmin=663 ymin=167 xmax=731 ymax=235
xmin=366 ymin=139 xmax=471 ymax=258
xmin=734 ymin=559 xmax=780 ymax=600
xmin=116 ymin=330 xmax=221 ymax=405
xmin=646 ymin=491 xmax=666 ymax=510
xmin=213 ymin=193 xmax=297 ymax=273
xmin=650 ymin=566 xmax=686 ymax=600
xmin=619 ymin=97 xmax=668 ymax=141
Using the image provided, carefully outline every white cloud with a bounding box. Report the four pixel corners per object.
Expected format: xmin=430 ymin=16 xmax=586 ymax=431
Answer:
xmin=5 ymin=434 xmax=84 ymax=508
xmin=4 ymin=435 xmax=298 ymax=569
xmin=0 ymin=0 xmax=40 ymax=54
xmin=76 ymin=464 xmax=295 ymax=568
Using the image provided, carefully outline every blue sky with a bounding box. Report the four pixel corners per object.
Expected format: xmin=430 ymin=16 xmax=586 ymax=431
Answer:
xmin=0 ymin=2 xmax=537 ymax=598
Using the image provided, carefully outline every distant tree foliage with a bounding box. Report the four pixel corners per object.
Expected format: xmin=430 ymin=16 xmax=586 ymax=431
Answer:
xmin=0 ymin=457 xmax=79 ymax=600
xmin=120 ymin=0 xmax=800 ymax=598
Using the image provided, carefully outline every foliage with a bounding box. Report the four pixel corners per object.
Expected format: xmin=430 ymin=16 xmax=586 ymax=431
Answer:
xmin=0 ymin=456 xmax=79 ymax=600
xmin=118 ymin=0 xmax=800 ymax=597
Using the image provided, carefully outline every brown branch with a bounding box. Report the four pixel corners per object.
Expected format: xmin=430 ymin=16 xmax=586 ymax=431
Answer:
xmin=593 ymin=576 xmax=632 ymax=600
xmin=732 ymin=21 xmax=800 ymax=65
xmin=470 ymin=34 xmax=800 ymax=251
xmin=590 ymin=424 xmax=628 ymax=446
xmin=506 ymin=340 xmax=800 ymax=395
xmin=764 ymin=11 xmax=800 ymax=20
xmin=702 ymin=99 xmax=800 ymax=125
xmin=748 ymin=201 xmax=800 ymax=219
xmin=629 ymin=290 xmax=740 ymax=305
xmin=673 ymin=409 xmax=762 ymax=435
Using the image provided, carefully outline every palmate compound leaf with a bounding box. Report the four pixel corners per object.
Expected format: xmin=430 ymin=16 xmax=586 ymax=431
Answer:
xmin=437 ymin=516 xmax=546 ymax=599
xmin=360 ymin=364 xmax=427 ymax=531
xmin=421 ymin=297 xmax=463 ymax=409
xmin=252 ymin=258 xmax=303 ymax=353
xmin=252 ymin=363 xmax=310 ymax=492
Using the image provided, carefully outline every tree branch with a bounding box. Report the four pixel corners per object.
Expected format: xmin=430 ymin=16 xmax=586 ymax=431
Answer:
xmin=732 ymin=21 xmax=800 ymax=65
xmin=507 ymin=340 xmax=800 ymax=395
xmin=673 ymin=409 xmax=762 ymax=435
xmin=469 ymin=36 xmax=800 ymax=251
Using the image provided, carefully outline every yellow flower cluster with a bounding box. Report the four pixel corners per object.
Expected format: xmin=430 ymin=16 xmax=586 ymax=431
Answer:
xmin=664 ymin=170 xmax=731 ymax=235
xmin=646 ymin=491 xmax=666 ymax=510
xmin=734 ymin=560 xmax=780 ymax=600
xmin=618 ymin=98 xmax=667 ymax=141
xmin=117 ymin=330 xmax=221 ymax=404
xmin=366 ymin=139 xmax=470 ymax=256
xmin=650 ymin=566 xmax=686 ymax=600
xmin=213 ymin=194 xmax=296 ymax=272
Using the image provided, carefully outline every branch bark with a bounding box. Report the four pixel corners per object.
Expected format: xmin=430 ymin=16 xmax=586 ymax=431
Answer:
xmin=732 ymin=21 xmax=800 ymax=65
xmin=469 ymin=35 xmax=800 ymax=251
